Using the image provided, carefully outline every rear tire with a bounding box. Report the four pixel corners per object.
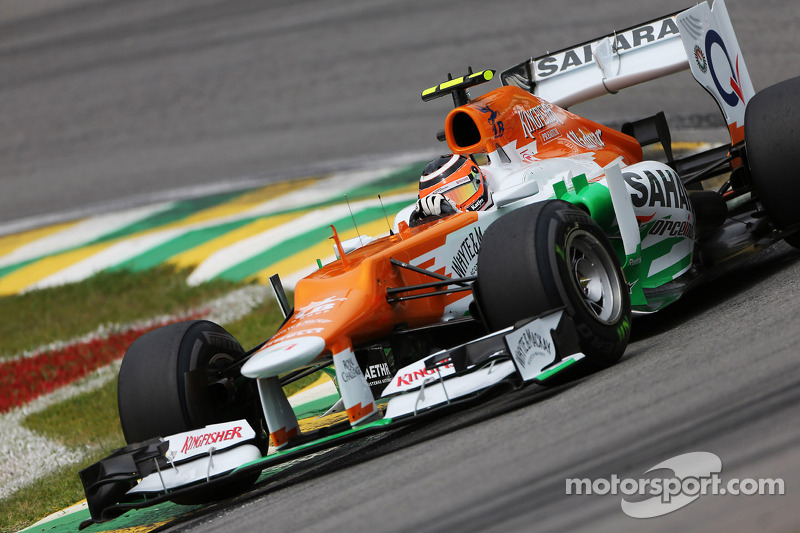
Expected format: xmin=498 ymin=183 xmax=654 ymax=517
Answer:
xmin=118 ymin=320 xmax=249 ymax=444
xmin=475 ymin=200 xmax=631 ymax=369
xmin=745 ymin=75 xmax=800 ymax=234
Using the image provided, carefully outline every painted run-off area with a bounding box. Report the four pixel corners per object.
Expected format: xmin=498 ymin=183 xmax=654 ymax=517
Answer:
xmin=0 ymin=163 xmax=424 ymax=298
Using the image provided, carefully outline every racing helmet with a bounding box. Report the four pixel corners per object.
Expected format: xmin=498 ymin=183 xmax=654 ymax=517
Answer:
xmin=419 ymin=154 xmax=491 ymax=212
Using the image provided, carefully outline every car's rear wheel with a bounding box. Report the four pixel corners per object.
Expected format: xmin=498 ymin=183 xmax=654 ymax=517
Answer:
xmin=745 ymin=75 xmax=800 ymax=245
xmin=475 ymin=200 xmax=631 ymax=369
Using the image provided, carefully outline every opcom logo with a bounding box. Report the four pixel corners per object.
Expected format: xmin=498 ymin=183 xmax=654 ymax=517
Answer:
xmin=566 ymin=451 xmax=785 ymax=519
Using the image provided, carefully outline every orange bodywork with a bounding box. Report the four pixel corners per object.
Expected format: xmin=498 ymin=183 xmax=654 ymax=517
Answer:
xmin=262 ymin=85 xmax=644 ymax=366
xmin=265 ymin=211 xmax=479 ymax=358
xmin=444 ymin=85 xmax=642 ymax=167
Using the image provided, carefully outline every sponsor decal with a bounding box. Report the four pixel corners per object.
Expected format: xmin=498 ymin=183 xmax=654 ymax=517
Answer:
xmin=705 ymin=30 xmax=746 ymax=107
xmin=167 ymin=420 xmax=256 ymax=461
xmin=567 ymin=129 xmax=605 ymax=150
xmin=338 ymin=357 xmax=362 ymax=383
xmin=180 ymin=426 xmax=243 ymax=454
xmin=393 ymin=363 xmax=455 ymax=387
xmin=279 ymin=328 xmax=325 ymax=340
xmin=536 ymin=17 xmax=680 ymax=78
xmin=519 ymin=143 xmax=539 ymax=163
xmin=512 ymin=328 xmax=553 ymax=369
xmin=297 ymin=318 xmax=332 ymax=325
xmin=540 ymin=126 xmax=561 ymax=144
xmin=616 ymin=316 xmax=631 ymax=341
xmin=364 ymin=362 xmax=392 ymax=385
xmin=648 ymin=218 xmax=695 ymax=240
xmin=694 ymin=45 xmax=708 ymax=73
xmin=627 ymin=256 xmax=641 ymax=267
xmin=293 ymin=296 xmax=346 ymax=320
xmin=624 ymin=168 xmax=691 ymax=211
xmin=450 ymin=226 xmax=483 ymax=278
xmin=518 ymin=102 xmax=564 ymax=138
xmin=477 ymin=104 xmax=504 ymax=138
xmin=504 ymin=313 xmax=561 ymax=381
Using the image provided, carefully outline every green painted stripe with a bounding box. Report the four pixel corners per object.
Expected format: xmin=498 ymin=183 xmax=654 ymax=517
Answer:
xmin=215 ymin=200 xmax=411 ymax=282
xmin=89 ymin=191 xmax=249 ymax=245
xmin=0 ymin=258 xmax=37 ymax=280
xmin=1 ymin=166 xmax=426 ymax=286
xmin=291 ymin=393 xmax=341 ymax=419
xmin=111 ymin=218 xmax=255 ymax=272
xmin=340 ymin=162 xmax=426 ymax=199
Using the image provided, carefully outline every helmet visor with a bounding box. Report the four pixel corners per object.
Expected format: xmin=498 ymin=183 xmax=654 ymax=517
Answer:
xmin=434 ymin=167 xmax=484 ymax=210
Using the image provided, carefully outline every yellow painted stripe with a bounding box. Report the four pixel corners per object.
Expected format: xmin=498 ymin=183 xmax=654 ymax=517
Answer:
xmin=0 ymin=241 xmax=113 ymax=296
xmin=113 ymin=521 xmax=171 ymax=533
xmin=298 ymin=411 xmax=349 ymax=432
xmin=168 ymin=211 xmax=306 ymax=270
xmin=171 ymin=183 xmax=416 ymax=270
xmin=291 ymin=372 xmax=333 ymax=396
xmin=0 ymin=220 xmax=83 ymax=257
xmin=176 ymin=177 xmax=320 ymax=227
xmin=671 ymin=141 xmax=710 ymax=150
xmin=250 ymin=217 xmax=393 ymax=284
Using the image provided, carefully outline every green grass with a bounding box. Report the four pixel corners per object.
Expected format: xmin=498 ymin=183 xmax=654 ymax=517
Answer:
xmin=24 ymin=378 xmax=124 ymax=449
xmin=224 ymin=297 xmax=289 ymax=351
xmin=0 ymin=265 xmax=242 ymax=360
xmin=2 ymin=380 xmax=125 ymax=533
xmin=0 ymin=266 xmax=325 ymax=532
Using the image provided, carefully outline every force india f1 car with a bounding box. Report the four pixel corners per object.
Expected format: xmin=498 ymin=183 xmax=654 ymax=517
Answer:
xmin=80 ymin=0 xmax=800 ymax=524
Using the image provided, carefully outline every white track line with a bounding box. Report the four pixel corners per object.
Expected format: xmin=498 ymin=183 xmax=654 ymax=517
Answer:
xmin=0 ymin=203 xmax=175 ymax=269
xmin=187 ymin=190 xmax=415 ymax=286
xmin=0 ymin=284 xmax=272 ymax=501
xmin=21 ymin=167 xmax=415 ymax=292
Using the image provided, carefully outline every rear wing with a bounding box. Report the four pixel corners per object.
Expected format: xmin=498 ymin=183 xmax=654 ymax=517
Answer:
xmin=501 ymin=0 xmax=755 ymax=143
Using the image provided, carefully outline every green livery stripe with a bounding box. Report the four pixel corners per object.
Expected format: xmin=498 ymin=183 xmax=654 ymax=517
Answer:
xmin=537 ymin=356 xmax=580 ymax=381
xmin=234 ymin=417 xmax=394 ymax=472
xmin=655 ymin=250 xmax=692 ymax=281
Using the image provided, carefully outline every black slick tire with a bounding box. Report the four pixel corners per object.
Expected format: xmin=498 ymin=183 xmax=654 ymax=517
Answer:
xmin=475 ymin=200 xmax=631 ymax=369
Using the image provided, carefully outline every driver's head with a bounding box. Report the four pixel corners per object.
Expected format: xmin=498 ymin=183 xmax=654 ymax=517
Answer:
xmin=419 ymin=154 xmax=490 ymax=211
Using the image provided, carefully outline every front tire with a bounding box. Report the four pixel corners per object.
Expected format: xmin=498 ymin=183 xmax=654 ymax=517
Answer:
xmin=475 ymin=201 xmax=631 ymax=369
xmin=118 ymin=320 xmax=251 ymax=444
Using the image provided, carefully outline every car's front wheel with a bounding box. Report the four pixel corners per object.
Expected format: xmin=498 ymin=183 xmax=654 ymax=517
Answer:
xmin=117 ymin=320 xmax=255 ymax=444
xmin=475 ymin=200 xmax=631 ymax=369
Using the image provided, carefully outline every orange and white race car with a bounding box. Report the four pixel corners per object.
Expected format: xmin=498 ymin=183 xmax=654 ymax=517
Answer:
xmin=80 ymin=0 xmax=800 ymax=524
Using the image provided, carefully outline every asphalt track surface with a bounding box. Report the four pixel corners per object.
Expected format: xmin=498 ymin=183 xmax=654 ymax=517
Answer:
xmin=3 ymin=1 xmax=799 ymax=532
xmin=1 ymin=0 xmax=796 ymax=230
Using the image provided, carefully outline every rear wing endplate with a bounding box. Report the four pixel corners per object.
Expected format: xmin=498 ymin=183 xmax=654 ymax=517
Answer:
xmin=501 ymin=0 xmax=755 ymax=143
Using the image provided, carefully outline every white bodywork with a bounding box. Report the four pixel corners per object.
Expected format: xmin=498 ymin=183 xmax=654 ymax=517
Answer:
xmin=502 ymin=0 xmax=754 ymax=143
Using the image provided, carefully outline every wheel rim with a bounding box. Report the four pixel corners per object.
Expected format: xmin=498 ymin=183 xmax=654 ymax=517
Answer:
xmin=565 ymin=229 xmax=624 ymax=325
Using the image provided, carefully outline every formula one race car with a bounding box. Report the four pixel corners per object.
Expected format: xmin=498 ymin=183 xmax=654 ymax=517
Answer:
xmin=80 ymin=0 xmax=800 ymax=524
